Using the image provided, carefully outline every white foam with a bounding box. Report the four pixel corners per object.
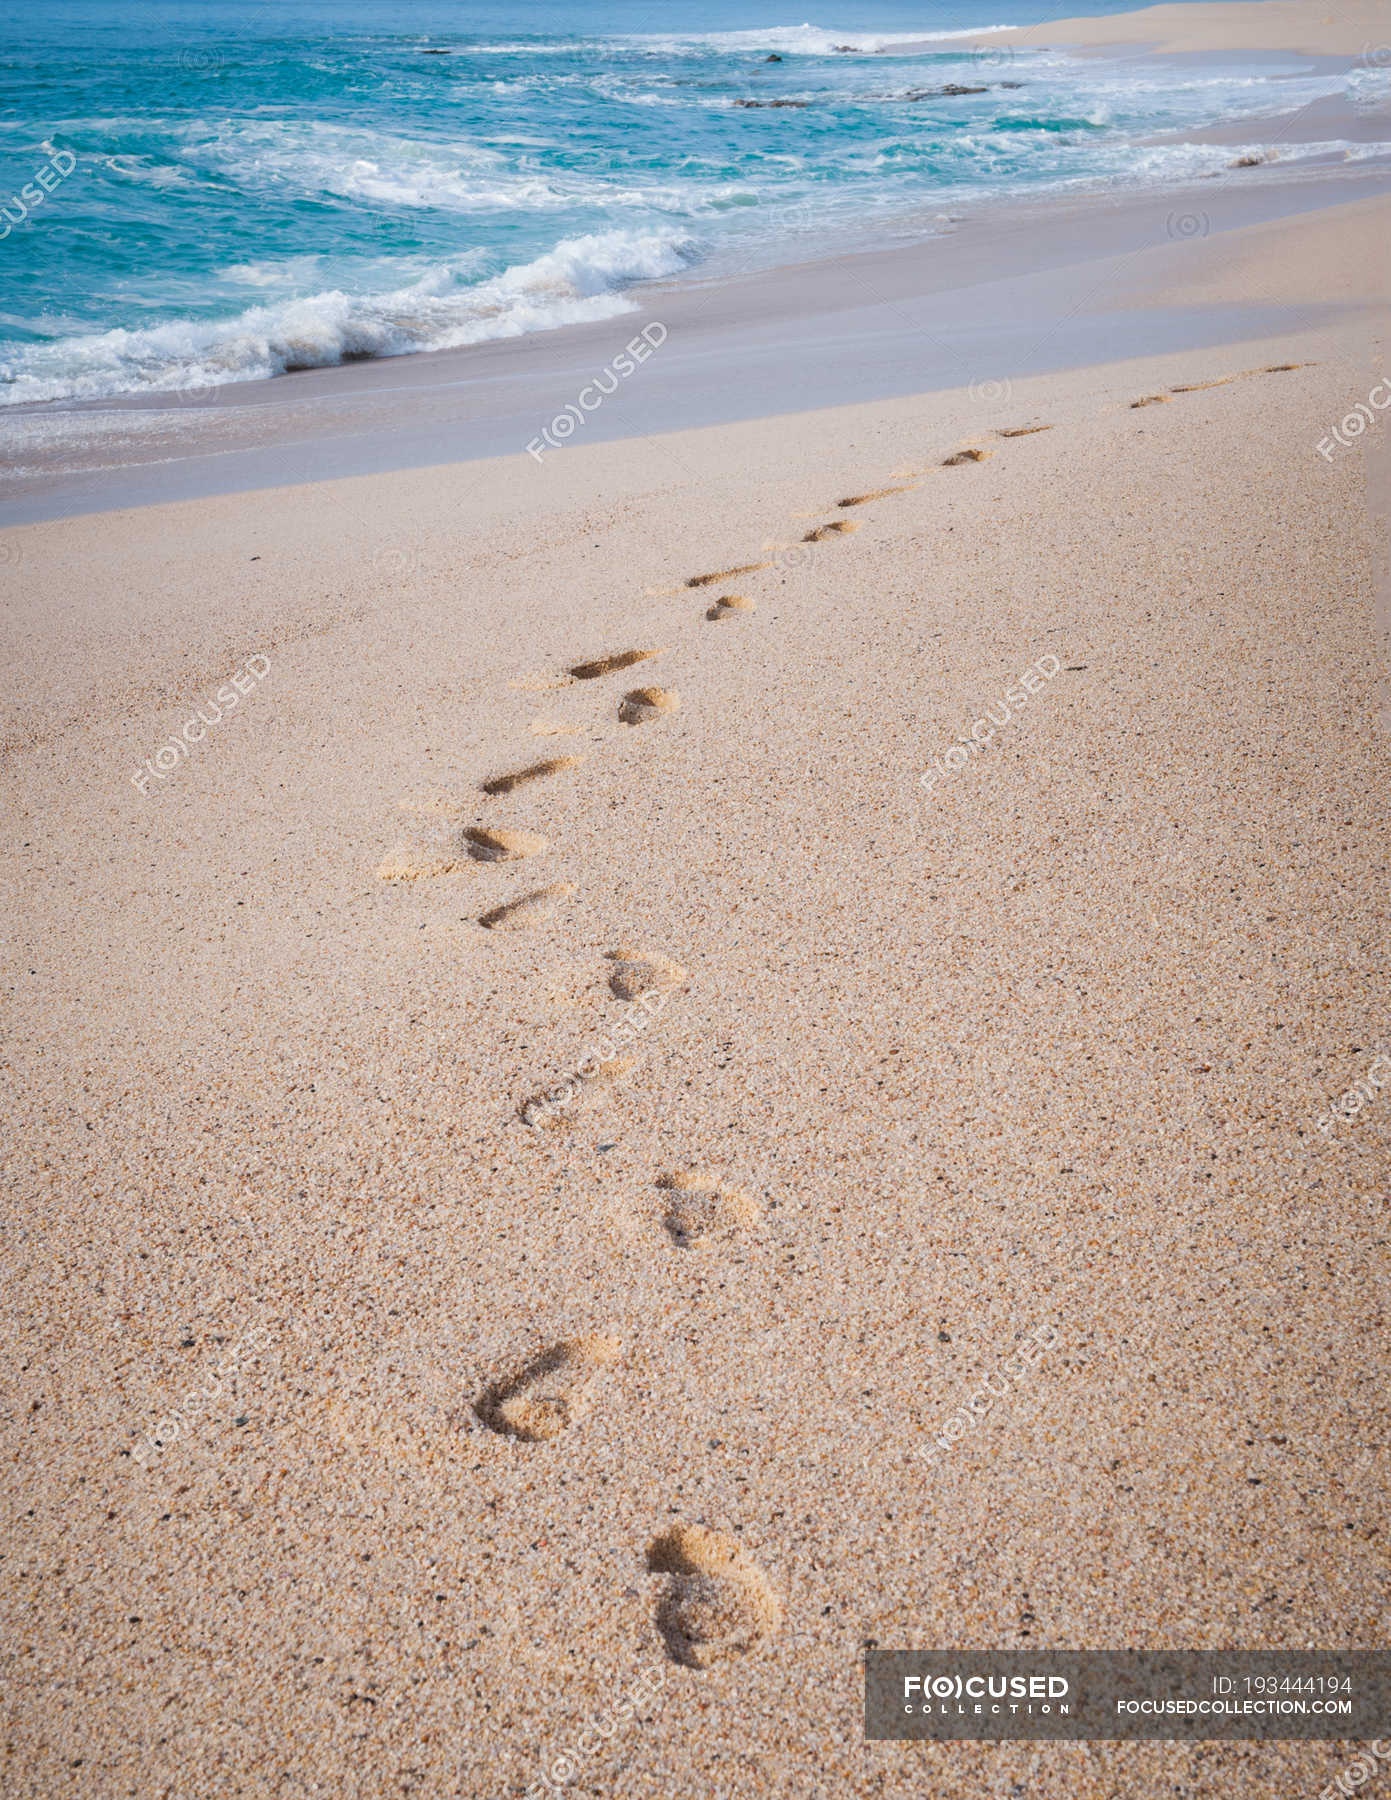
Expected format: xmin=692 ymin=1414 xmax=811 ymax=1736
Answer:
xmin=181 ymin=117 xmax=748 ymax=216
xmin=623 ymin=22 xmax=1010 ymax=56
xmin=0 ymin=227 xmax=695 ymax=405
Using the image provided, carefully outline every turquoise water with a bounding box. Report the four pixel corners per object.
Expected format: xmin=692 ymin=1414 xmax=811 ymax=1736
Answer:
xmin=0 ymin=0 xmax=1384 ymax=403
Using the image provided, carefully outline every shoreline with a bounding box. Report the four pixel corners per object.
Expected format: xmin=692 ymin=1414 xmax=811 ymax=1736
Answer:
xmin=3 ymin=130 xmax=1388 ymax=526
xmin=2 ymin=6 xmax=1388 ymax=525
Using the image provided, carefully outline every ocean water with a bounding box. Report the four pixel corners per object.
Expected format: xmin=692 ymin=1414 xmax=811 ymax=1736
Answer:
xmin=0 ymin=0 xmax=1386 ymax=405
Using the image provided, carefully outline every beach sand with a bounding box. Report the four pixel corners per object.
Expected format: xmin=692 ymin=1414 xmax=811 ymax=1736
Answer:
xmin=990 ymin=0 xmax=1391 ymax=54
xmin=2 ymin=4 xmax=1390 ymax=1797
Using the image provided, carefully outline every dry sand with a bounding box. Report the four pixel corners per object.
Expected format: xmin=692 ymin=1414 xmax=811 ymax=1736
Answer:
xmin=989 ymin=0 xmax=1391 ymax=55
xmin=2 ymin=10 xmax=1390 ymax=1798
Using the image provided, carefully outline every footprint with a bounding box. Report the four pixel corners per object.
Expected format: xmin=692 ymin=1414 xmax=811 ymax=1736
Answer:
xmin=465 ymin=826 xmax=548 ymax=862
xmin=1169 ymin=377 xmax=1234 ymax=393
xmin=1262 ymin=362 xmax=1306 ymax=373
xmin=618 ymin=686 xmax=680 ymax=725
xmin=570 ymin=648 xmax=663 ymax=681
xmin=706 ymin=595 xmax=755 ymax=621
xmin=941 ymin=448 xmax=992 ymax=466
xmin=657 ymin=1170 xmax=758 ymax=1246
xmin=803 ymin=520 xmax=860 ymax=541
xmin=646 ymin=1523 xmax=782 ymax=1668
xmin=482 ymin=755 xmax=581 ymax=796
xmin=478 ymin=1335 xmax=621 ymax=1442
xmin=836 ymin=485 xmax=911 ymax=506
xmin=996 ymin=425 xmax=1053 ymax=438
xmin=376 ymin=847 xmax=468 ymax=882
xmin=607 ymin=947 xmax=687 ymax=1000
xmin=520 ymin=1056 xmax=635 ymax=1127
xmin=397 ymin=790 xmax=465 ymax=818
xmin=1131 ymin=394 xmax=1171 ymax=408
xmin=686 ymin=563 xmax=771 ymax=589
xmin=479 ymin=881 xmax=577 ymax=931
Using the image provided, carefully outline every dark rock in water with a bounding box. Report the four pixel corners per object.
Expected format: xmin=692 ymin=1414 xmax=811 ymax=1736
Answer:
xmin=734 ymin=97 xmax=809 ymax=108
xmin=1001 ymin=80 xmax=1023 ymax=88
xmin=765 ymin=53 xmax=782 ymax=61
xmin=901 ymin=84 xmax=991 ymax=100
xmin=419 ymin=47 xmax=450 ymax=54
xmin=832 ymin=45 xmax=858 ymax=52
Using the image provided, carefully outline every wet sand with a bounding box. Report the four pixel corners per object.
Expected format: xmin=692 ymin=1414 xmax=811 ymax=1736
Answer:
xmin=2 ymin=97 xmax=1387 ymax=527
